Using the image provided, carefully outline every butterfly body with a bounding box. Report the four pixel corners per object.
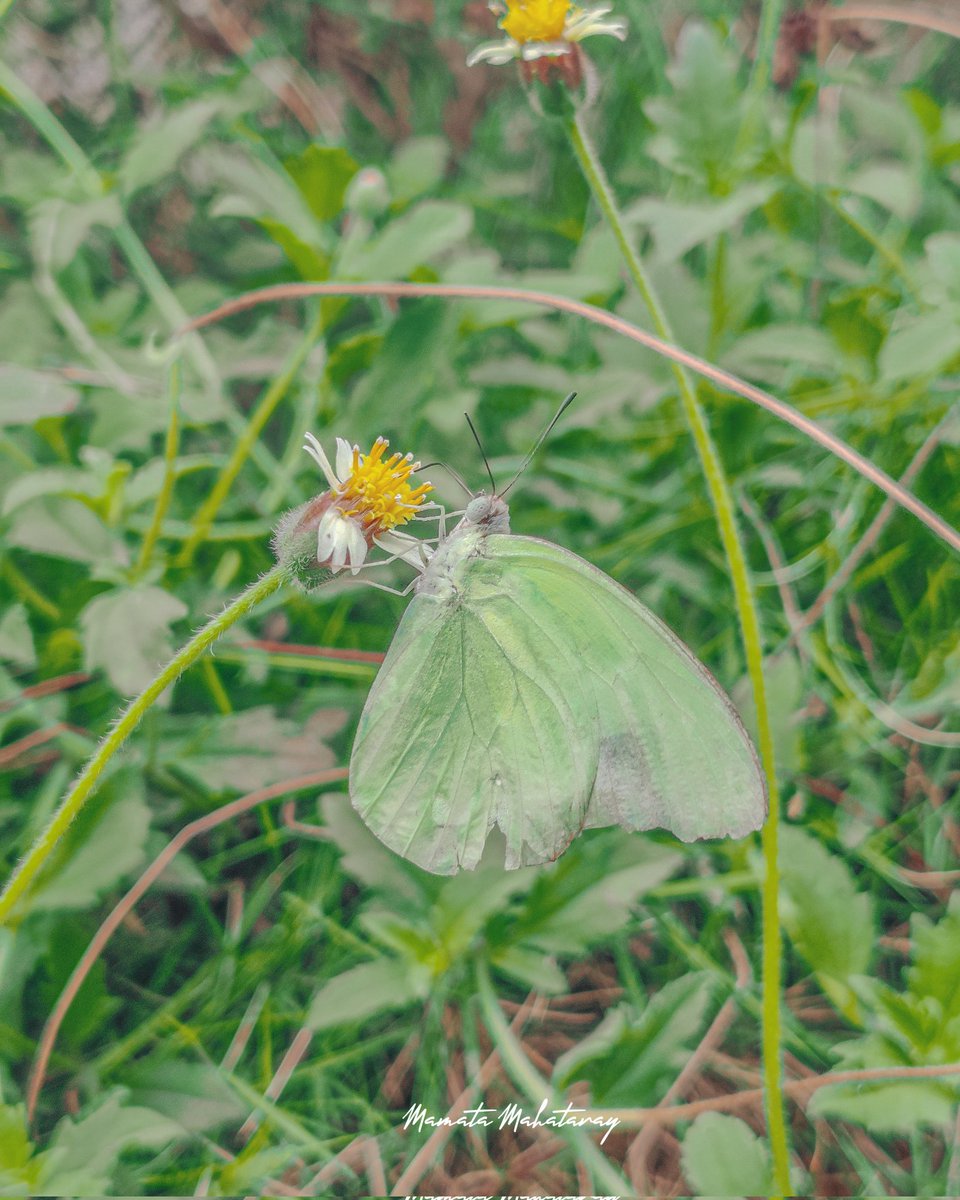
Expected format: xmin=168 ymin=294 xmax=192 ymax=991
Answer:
xmin=350 ymin=495 xmax=767 ymax=874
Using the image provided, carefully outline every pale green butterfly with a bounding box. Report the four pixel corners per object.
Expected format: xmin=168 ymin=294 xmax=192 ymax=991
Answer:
xmin=350 ymin=400 xmax=767 ymax=874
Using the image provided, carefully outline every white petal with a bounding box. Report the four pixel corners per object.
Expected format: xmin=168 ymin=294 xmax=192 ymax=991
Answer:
xmin=520 ymin=40 xmax=571 ymax=60
xmin=467 ymin=39 xmax=521 ymax=66
xmin=335 ymin=437 xmax=354 ymax=482
xmin=346 ymin=522 xmax=369 ymax=574
xmin=303 ymin=432 xmax=339 ymax=489
xmin=315 ymin=508 xmax=341 ymax=559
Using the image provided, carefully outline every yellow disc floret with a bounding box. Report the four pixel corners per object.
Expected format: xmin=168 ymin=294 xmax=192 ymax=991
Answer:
xmin=501 ymin=0 xmax=570 ymax=43
xmin=337 ymin=437 xmax=432 ymax=534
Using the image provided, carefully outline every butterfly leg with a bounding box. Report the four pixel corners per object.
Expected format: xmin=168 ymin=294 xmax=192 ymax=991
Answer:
xmin=352 ymin=574 xmax=421 ymax=597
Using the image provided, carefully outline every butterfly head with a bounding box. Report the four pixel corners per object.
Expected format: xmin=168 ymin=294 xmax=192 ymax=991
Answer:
xmin=463 ymin=492 xmax=511 ymax=533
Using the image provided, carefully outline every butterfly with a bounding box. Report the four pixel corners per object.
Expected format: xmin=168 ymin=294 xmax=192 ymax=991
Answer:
xmin=349 ymin=411 xmax=767 ymax=874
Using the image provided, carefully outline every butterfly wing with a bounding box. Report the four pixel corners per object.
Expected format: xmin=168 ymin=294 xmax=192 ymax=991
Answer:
xmin=350 ymin=533 xmax=766 ymax=874
xmin=487 ymin=535 xmax=768 ymax=843
xmin=349 ymin=557 xmax=595 ymax=874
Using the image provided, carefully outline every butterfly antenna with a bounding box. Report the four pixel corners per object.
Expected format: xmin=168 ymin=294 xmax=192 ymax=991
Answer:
xmin=417 ymin=461 xmax=473 ymax=498
xmin=500 ymin=391 xmax=577 ymax=498
xmin=464 ymin=412 xmax=497 ymax=494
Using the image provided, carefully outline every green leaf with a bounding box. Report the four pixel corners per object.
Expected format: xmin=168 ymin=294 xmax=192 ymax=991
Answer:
xmin=681 ymin=1113 xmax=773 ymax=1196
xmin=0 ymin=603 xmax=35 ymax=667
xmin=908 ymin=892 xmax=960 ymax=1027
xmin=284 ymin=144 xmax=359 ymax=222
xmin=0 ymin=1104 xmax=38 ymax=1190
xmin=497 ymin=832 xmax=682 ymax=958
xmin=878 ymin=308 xmax=960 ymax=384
xmin=809 ymin=1076 xmax=957 ymax=1133
xmin=340 ymin=199 xmax=472 ymax=279
xmin=628 ymin=181 xmax=776 ymax=263
xmin=386 ymin=136 xmax=449 ymax=204
xmin=29 ymin=196 xmax=122 ymax=271
xmin=38 ymin=1091 xmax=182 ymax=1192
xmin=553 ymin=972 xmax=716 ymax=1105
xmin=165 ymin=707 xmax=344 ymax=791
xmin=644 ymin=23 xmax=753 ymax=193
xmin=23 ymin=771 xmax=151 ymax=913
xmin=7 ymin=497 xmax=122 ymax=564
xmin=307 ymin=957 xmax=428 ymax=1030
xmin=119 ymin=100 xmax=221 ymax=195
xmin=778 ymin=825 xmax=874 ymax=1022
xmin=0 ymin=365 xmax=78 ymax=426
xmin=732 ymin=652 xmax=804 ymax=776
xmin=122 ymin=1061 xmax=246 ymax=1132
xmin=80 ymin=585 xmax=188 ymax=696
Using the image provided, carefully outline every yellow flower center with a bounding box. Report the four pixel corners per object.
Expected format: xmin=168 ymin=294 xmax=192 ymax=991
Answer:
xmin=501 ymin=0 xmax=571 ymax=44
xmin=337 ymin=437 xmax=432 ymax=534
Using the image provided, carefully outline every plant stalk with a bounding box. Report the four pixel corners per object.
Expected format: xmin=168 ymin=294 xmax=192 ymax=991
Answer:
xmin=567 ymin=110 xmax=791 ymax=1192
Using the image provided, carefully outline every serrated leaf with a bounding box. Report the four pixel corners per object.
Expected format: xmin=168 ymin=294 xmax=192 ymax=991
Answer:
xmin=0 ymin=365 xmax=78 ymax=426
xmin=307 ymin=957 xmax=428 ymax=1030
xmin=80 ymin=585 xmax=187 ymax=696
xmin=643 ymin=23 xmax=753 ymax=193
xmin=779 ymin=825 xmax=873 ymax=1022
xmin=553 ymin=972 xmax=716 ymax=1105
xmin=0 ymin=1104 xmax=38 ymax=1188
xmin=38 ymin=1091 xmax=183 ymax=1192
xmin=681 ymin=1113 xmax=772 ymax=1196
xmin=320 ymin=792 xmax=425 ymax=902
xmin=908 ymin=892 xmax=960 ymax=1026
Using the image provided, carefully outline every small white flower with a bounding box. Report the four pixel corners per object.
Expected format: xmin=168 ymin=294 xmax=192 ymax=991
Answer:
xmin=301 ymin=432 xmax=435 ymax=576
xmin=467 ymin=1 xmax=627 ymax=68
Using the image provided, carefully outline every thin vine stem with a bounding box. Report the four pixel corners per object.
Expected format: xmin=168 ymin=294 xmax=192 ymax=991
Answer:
xmin=177 ymin=283 xmax=960 ymax=556
xmin=566 ymin=110 xmax=791 ymax=1192
xmin=0 ymin=564 xmax=291 ymax=924
xmin=134 ymin=364 xmax=181 ymax=578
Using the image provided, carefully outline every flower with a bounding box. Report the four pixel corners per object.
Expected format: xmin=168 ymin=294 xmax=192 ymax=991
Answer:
xmin=467 ymin=1 xmax=626 ymax=68
xmin=301 ymin=433 xmax=433 ymax=574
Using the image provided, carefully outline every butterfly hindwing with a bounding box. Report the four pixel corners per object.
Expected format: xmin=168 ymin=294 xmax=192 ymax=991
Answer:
xmin=484 ymin=535 xmax=767 ymax=842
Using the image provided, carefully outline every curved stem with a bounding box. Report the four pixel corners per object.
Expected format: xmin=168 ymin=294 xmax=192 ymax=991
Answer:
xmin=566 ymin=111 xmax=791 ymax=1193
xmin=177 ymin=282 xmax=960 ymax=557
xmin=0 ymin=564 xmax=290 ymax=924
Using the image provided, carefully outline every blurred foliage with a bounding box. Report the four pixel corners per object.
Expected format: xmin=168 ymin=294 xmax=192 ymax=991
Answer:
xmin=0 ymin=0 xmax=959 ymax=1194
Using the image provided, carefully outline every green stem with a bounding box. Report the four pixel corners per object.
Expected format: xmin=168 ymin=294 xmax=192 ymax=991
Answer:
xmin=134 ymin=364 xmax=181 ymax=578
xmin=0 ymin=564 xmax=290 ymax=924
xmin=567 ymin=111 xmax=791 ymax=1193
xmin=176 ymin=310 xmax=325 ymax=567
xmin=476 ymin=959 xmax=629 ymax=1195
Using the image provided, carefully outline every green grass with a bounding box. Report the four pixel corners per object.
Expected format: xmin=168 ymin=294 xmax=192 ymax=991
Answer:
xmin=1 ymin=1 xmax=959 ymax=1195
